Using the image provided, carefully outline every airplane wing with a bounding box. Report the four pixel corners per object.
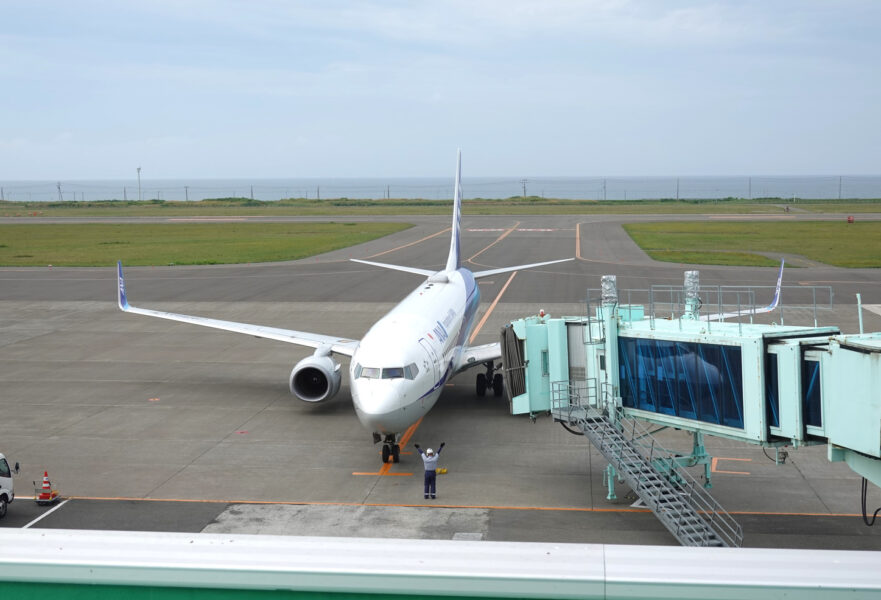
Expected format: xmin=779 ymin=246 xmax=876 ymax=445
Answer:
xmin=703 ymin=259 xmax=785 ymax=322
xmin=455 ymin=342 xmax=502 ymax=372
xmin=116 ymin=262 xmax=360 ymax=357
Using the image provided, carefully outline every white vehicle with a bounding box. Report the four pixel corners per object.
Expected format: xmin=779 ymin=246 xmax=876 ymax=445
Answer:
xmin=117 ymin=151 xmax=572 ymax=462
xmin=0 ymin=453 xmax=19 ymax=518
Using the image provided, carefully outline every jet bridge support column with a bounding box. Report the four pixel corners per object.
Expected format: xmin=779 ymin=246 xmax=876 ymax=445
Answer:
xmin=683 ymin=270 xmax=700 ymax=320
xmin=601 ymin=274 xmax=621 ymax=500
xmin=651 ymin=431 xmax=713 ymax=489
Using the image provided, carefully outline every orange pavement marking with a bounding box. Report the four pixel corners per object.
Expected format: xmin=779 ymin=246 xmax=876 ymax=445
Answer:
xmin=467 ymin=222 xmax=520 ymax=263
xmin=470 ymin=271 xmax=517 ymax=343
xmin=711 ymin=457 xmax=752 ymax=475
xmin=60 ymin=496 xmax=868 ymax=518
xmin=365 ymin=227 xmax=451 ymax=259
xmin=352 ymin=417 xmax=423 ymax=476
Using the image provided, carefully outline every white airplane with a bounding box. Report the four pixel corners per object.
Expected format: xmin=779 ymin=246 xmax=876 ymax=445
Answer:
xmin=117 ymin=151 xmax=573 ymax=463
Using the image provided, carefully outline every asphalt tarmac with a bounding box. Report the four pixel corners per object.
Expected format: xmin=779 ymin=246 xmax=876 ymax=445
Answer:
xmin=1 ymin=213 xmax=880 ymax=549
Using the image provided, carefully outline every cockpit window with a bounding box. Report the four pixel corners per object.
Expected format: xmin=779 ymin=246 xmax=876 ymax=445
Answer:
xmin=382 ymin=367 xmax=405 ymax=379
xmin=359 ymin=367 xmax=381 ymax=379
xmin=356 ymin=364 xmax=419 ymax=380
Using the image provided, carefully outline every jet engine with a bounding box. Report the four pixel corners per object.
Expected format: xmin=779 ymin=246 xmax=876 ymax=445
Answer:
xmin=289 ymin=350 xmax=342 ymax=403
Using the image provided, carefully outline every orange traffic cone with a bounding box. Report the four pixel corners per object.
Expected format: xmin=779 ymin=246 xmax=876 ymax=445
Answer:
xmin=35 ymin=470 xmax=60 ymax=505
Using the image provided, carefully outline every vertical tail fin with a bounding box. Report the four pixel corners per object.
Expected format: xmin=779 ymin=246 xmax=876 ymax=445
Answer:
xmin=445 ymin=149 xmax=462 ymax=272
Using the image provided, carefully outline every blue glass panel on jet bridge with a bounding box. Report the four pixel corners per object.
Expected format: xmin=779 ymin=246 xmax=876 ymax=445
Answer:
xmin=765 ymin=353 xmax=780 ymax=428
xmin=801 ymin=359 xmax=822 ymax=427
xmin=619 ymin=338 xmax=744 ymax=429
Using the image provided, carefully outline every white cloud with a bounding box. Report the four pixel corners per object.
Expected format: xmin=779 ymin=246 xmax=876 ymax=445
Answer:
xmin=0 ymin=1 xmax=878 ymax=178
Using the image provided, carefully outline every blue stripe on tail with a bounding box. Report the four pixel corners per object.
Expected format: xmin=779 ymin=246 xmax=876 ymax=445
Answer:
xmin=445 ymin=149 xmax=462 ymax=272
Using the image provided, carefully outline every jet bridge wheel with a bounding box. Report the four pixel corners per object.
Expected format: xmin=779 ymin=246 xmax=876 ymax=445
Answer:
xmin=476 ymin=373 xmax=487 ymax=397
xmin=492 ymin=373 xmax=503 ymax=397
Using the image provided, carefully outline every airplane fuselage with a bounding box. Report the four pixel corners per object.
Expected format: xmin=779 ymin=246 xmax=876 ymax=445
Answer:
xmin=349 ymin=268 xmax=480 ymax=434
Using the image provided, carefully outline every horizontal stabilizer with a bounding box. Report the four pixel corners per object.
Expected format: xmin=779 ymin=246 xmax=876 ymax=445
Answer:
xmin=350 ymin=259 xmax=435 ymax=277
xmin=472 ymin=257 xmax=574 ymax=280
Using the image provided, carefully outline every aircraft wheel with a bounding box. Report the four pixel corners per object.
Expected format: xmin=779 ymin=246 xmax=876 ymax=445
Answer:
xmin=476 ymin=373 xmax=487 ymax=397
xmin=381 ymin=444 xmax=391 ymax=463
xmin=392 ymin=444 xmax=400 ymax=463
xmin=493 ymin=373 xmax=504 ymax=396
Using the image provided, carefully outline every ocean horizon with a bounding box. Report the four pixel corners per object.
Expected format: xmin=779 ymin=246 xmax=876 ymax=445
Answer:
xmin=1 ymin=175 xmax=880 ymax=202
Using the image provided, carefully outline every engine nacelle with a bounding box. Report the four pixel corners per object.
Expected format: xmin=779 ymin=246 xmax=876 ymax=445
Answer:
xmin=289 ymin=353 xmax=342 ymax=403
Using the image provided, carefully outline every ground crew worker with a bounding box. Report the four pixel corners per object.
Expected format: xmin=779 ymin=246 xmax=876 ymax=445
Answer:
xmin=414 ymin=442 xmax=445 ymax=499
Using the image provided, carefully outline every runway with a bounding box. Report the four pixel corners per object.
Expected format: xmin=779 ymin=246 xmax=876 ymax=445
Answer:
xmin=1 ymin=213 xmax=880 ymax=549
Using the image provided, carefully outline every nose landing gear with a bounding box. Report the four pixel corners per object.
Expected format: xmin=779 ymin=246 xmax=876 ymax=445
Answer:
xmin=476 ymin=361 xmax=504 ymax=397
xmin=377 ymin=433 xmax=400 ymax=463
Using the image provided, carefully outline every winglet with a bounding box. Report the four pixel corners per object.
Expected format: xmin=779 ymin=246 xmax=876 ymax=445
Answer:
xmin=766 ymin=258 xmax=785 ymax=312
xmin=444 ymin=149 xmax=462 ymax=272
xmin=703 ymin=258 xmax=785 ymax=321
xmin=117 ymin=260 xmax=129 ymax=311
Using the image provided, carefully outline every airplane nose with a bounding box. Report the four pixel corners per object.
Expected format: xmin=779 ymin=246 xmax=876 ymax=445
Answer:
xmin=351 ymin=382 xmax=408 ymax=433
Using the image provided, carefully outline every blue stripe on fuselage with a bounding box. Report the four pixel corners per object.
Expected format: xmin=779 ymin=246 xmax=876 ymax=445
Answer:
xmin=417 ymin=269 xmax=479 ymax=400
xmin=418 ymin=360 xmax=454 ymax=400
xmin=456 ymin=268 xmax=480 ymax=349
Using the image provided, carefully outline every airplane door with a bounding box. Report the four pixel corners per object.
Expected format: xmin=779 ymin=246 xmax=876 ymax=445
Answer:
xmin=419 ymin=338 xmax=440 ymax=385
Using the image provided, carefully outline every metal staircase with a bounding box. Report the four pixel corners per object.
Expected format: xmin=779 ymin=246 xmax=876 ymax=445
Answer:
xmin=552 ymin=381 xmax=743 ymax=548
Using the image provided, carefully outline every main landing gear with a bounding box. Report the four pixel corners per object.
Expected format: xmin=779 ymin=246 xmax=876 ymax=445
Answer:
xmin=373 ymin=432 xmax=400 ymax=464
xmin=476 ymin=361 xmax=504 ymax=397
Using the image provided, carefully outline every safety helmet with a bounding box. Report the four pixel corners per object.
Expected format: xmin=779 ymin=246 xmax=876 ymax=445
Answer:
xmin=426 ymin=448 xmax=435 ymax=456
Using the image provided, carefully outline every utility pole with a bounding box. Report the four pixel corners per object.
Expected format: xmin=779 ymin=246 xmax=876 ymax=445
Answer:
xmin=250 ymin=185 xmax=254 ymax=200
xmin=387 ymin=184 xmax=390 ymax=199
xmin=1 ymin=187 xmax=4 ymax=202
xmin=317 ymin=186 xmax=320 ymax=201
xmin=124 ymin=187 xmax=127 ymax=201
xmin=676 ymin=178 xmax=680 ymax=201
xmin=839 ymin=176 xmax=842 ymax=200
xmin=748 ymin=177 xmax=752 ymax=200
xmin=137 ymin=167 xmax=142 ymax=201
xmin=519 ymin=178 xmax=528 ymax=198
xmin=603 ymin=179 xmax=607 ymax=201
xmin=57 ymin=182 xmax=62 ymax=202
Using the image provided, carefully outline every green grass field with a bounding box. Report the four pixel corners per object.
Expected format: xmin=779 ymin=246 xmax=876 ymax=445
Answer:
xmin=0 ymin=222 xmax=411 ymax=267
xmin=2 ymin=196 xmax=880 ymax=217
xmin=623 ymin=221 xmax=881 ymax=267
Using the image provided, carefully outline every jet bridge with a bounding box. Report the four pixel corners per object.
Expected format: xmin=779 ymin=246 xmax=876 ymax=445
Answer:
xmin=502 ymin=271 xmax=881 ymax=546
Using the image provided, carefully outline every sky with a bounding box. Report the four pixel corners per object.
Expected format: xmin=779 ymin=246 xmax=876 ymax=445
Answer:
xmin=1 ymin=1 xmax=879 ymax=179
